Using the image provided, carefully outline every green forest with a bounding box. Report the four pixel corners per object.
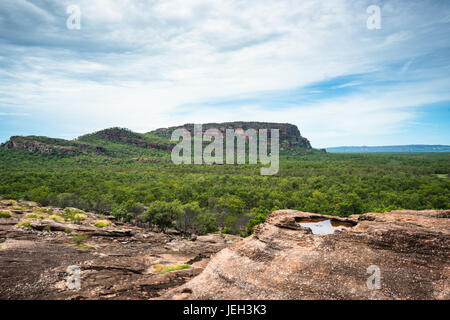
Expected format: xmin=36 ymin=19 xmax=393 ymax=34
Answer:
xmin=1 ymin=138 xmax=449 ymax=237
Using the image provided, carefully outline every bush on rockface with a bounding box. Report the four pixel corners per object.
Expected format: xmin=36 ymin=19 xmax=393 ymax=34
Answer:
xmin=94 ymin=219 xmax=112 ymax=228
xmin=0 ymin=211 xmax=11 ymax=218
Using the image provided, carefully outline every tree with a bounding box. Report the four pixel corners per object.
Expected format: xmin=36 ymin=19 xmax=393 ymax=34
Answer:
xmin=176 ymin=201 xmax=203 ymax=234
xmin=244 ymin=207 xmax=270 ymax=236
xmin=111 ymin=203 xmax=133 ymax=222
xmin=141 ymin=200 xmax=183 ymax=232
xmin=194 ymin=212 xmax=218 ymax=235
xmin=334 ymin=192 xmax=363 ymax=216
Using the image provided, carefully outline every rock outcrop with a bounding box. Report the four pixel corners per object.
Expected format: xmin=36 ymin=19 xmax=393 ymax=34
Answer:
xmin=161 ymin=209 xmax=450 ymax=300
xmin=1 ymin=123 xmax=314 ymax=158
xmin=2 ymin=136 xmax=107 ymax=156
xmin=150 ymin=122 xmax=312 ymax=149
xmin=0 ymin=200 xmax=240 ymax=299
xmin=1 ymin=128 xmax=173 ymax=157
xmin=86 ymin=128 xmax=173 ymax=151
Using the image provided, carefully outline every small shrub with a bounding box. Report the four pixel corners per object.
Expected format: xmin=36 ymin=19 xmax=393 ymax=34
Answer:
xmin=49 ymin=214 xmax=64 ymax=222
xmin=153 ymin=263 xmax=190 ymax=274
xmin=71 ymin=233 xmax=94 ymax=249
xmin=1 ymin=200 xmax=15 ymax=206
xmin=27 ymin=213 xmax=47 ymax=219
xmin=72 ymin=233 xmax=89 ymax=245
xmin=94 ymin=220 xmax=111 ymax=228
xmin=36 ymin=208 xmax=53 ymax=214
xmin=43 ymin=226 xmax=51 ymax=232
xmin=221 ymin=227 xmax=232 ymax=234
xmin=19 ymin=220 xmax=32 ymax=230
xmin=0 ymin=211 xmax=12 ymax=219
xmin=61 ymin=208 xmax=85 ymax=222
xmin=73 ymin=213 xmax=87 ymax=224
xmin=64 ymin=228 xmax=73 ymax=234
xmin=75 ymin=243 xmax=95 ymax=250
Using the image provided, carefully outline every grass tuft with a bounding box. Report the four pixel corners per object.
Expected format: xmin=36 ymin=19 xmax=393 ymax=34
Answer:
xmin=153 ymin=263 xmax=190 ymax=274
xmin=70 ymin=233 xmax=95 ymax=249
xmin=49 ymin=214 xmax=65 ymax=222
xmin=72 ymin=233 xmax=89 ymax=245
xmin=19 ymin=220 xmax=32 ymax=230
xmin=74 ymin=213 xmax=87 ymax=223
xmin=26 ymin=213 xmax=46 ymax=219
xmin=0 ymin=211 xmax=12 ymax=219
xmin=94 ymin=219 xmax=112 ymax=228
xmin=74 ymin=243 xmax=95 ymax=250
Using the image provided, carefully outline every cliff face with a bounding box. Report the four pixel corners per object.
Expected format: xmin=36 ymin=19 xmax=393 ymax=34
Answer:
xmin=161 ymin=209 xmax=450 ymax=300
xmin=1 ymin=128 xmax=173 ymax=156
xmin=150 ymin=122 xmax=312 ymax=149
xmin=83 ymin=127 xmax=173 ymax=151
xmin=2 ymin=136 xmax=106 ymax=156
xmin=1 ymin=123 xmax=313 ymax=157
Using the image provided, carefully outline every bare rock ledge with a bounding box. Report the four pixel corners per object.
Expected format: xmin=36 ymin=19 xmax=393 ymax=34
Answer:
xmin=160 ymin=209 xmax=450 ymax=300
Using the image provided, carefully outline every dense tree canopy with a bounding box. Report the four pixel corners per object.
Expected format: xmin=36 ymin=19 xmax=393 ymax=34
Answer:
xmin=0 ymin=148 xmax=448 ymax=236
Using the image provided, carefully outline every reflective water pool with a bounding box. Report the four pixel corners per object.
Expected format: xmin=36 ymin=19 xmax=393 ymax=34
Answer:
xmin=298 ymin=218 xmax=354 ymax=235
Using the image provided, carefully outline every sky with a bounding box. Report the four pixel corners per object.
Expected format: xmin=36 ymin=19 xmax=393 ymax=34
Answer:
xmin=0 ymin=0 xmax=449 ymax=148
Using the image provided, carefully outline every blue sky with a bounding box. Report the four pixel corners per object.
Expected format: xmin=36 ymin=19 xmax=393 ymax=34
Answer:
xmin=0 ymin=0 xmax=449 ymax=148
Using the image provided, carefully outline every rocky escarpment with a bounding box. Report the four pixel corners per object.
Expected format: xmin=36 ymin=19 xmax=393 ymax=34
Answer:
xmin=161 ymin=209 xmax=450 ymax=300
xmin=1 ymin=136 xmax=107 ymax=156
xmin=83 ymin=127 xmax=173 ymax=151
xmin=150 ymin=122 xmax=312 ymax=149
xmin=1 ymin=123 xmax=313 ymax=157
xmin=1 ymin=128 xmax=174 ymax=157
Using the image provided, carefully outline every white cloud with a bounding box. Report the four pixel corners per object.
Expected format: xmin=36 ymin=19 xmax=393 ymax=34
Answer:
xmin=0 ymin=0 xmax=449 ymax=145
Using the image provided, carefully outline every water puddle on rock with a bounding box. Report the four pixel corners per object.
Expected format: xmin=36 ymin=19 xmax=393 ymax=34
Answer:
xmin=297 ymin=218 xmax=355 ymax=235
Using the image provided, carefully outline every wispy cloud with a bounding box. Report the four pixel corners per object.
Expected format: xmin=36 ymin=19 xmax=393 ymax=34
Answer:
xmin=0 ymin=112 xmax=30 ymax=117
xmin=401 ymin=58 xmax=415 ymax=73
xmin=0 ymin=0 xmax=449 ymax=146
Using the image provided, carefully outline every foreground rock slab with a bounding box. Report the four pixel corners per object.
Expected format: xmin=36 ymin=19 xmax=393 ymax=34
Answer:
xmin=0 ymin=200 xmax=240 ymax=299
xmin=161 ymin=209 xmax=450 ymax=300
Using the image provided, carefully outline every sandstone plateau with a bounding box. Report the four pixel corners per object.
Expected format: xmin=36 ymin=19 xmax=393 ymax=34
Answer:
xmin=161 ymin=209 xmax=450 ymax=300
xmin=0 ymin=200 xmax=240 ymax=299
xmin=150 ymin=122 xmax=312 ymax=149
xmin=2 ymin=122 xmax=314 ymax=158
